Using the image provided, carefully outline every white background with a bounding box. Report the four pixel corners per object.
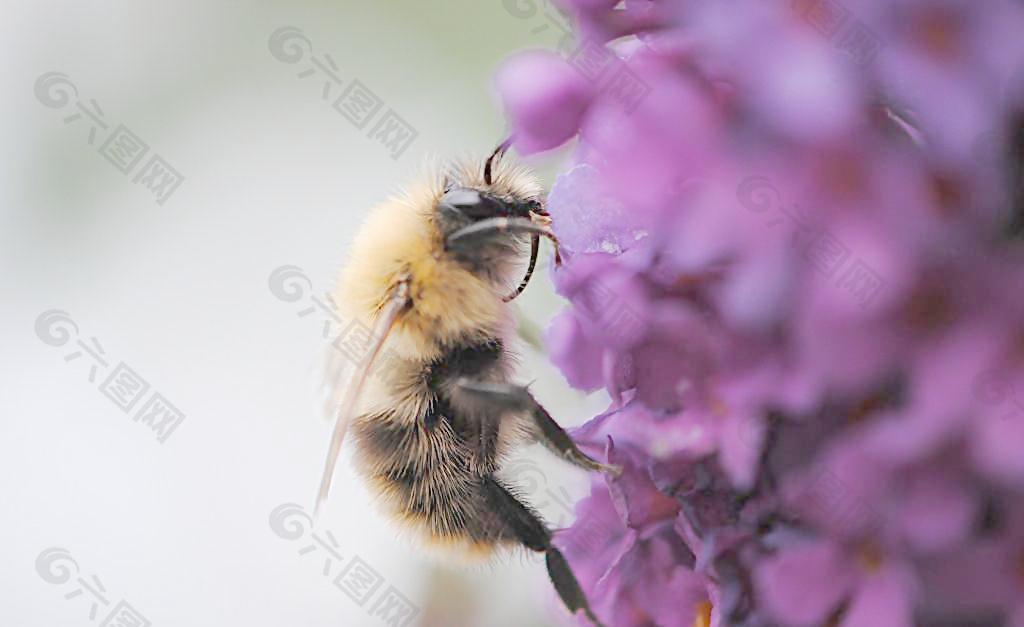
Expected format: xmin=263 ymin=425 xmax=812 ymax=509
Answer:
xmin=0 ymin=1 xmax=609 ymax=625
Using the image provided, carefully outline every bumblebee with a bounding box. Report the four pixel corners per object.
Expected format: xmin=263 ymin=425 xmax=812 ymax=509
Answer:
xmin=316 ymin=142 xmax=617 ymax=626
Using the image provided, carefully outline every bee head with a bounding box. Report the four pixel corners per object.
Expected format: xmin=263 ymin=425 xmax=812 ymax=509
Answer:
xmin=434 ymin=141 xmax=557 ymax=297
xmin=434 ymin=140 xmax=547 ymax=241
xmin=437 ymin=187 xmax=543 ymax=225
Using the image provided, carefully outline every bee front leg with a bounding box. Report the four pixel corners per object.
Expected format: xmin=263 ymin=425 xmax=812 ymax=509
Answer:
xmin=454 ymin=379 xmax=622 ymax=477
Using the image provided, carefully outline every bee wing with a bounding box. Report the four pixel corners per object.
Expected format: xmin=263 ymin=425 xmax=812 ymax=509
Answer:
xmin=314 ymin=278 xmax=410 ymax=517
xmin=316 ymin=331 xmax=354 ymax=424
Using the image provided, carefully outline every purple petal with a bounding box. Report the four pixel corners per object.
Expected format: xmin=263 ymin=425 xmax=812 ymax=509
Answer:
xmin=754 ymin=540 xmax=855 ymax=627
xmin=841 ymin=564 xmax=916 ymax=627
xmin=547 ymin=309 xmax=606 ymax=391
xmin=894 ymin=470 xmax=975 ymax=554
xmin=717 ymin=410 xmax=764 ymax=491
xmin=605 ymin=438 xmax=681 ymax=529
xmin=495 ymin=51 xmax=594 ymax=155
xmin=548 ymin=163 xmax=649 ymax=255
xmin=970 ymin=406 xmax=1024 ymax=489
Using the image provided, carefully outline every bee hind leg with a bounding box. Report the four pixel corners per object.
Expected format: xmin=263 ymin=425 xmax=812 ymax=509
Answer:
xmin=455 ymin=379 xmax=621 ymax=477
xmin=479 ymin=477 xmax=605 ymax=627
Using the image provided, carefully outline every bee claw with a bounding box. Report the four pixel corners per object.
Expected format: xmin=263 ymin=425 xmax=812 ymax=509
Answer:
xmin=565 ymin=451 xmax=622 ymax=477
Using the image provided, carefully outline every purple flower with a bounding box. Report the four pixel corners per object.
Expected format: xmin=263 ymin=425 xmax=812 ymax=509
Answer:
xmin=494 ymin=0 xmax=1024 ymax=624
xmin=546 ymin=164 xmax=648 ymax=255
xmin=495 ymin=51 xmax=594 ymax=155
xmin=916 ymin=502 xmax=1024 ymax=624
xmin=754 ymin=537 xmax=918 ymax=627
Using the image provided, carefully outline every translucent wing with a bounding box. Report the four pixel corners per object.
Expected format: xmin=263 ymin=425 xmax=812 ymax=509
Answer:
xmin=316 ymin=332 xmax=352 ymax=424
xmin=314 ymin=277 xmax=410 ymax=517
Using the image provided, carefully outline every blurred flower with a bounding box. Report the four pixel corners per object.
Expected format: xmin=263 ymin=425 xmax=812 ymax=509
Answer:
xmin=495 ymin=51 xmax=595 ymax=154
xmin=754 ymin=537 xmax=918 ymax=627
xmin=495 ymin=0 xmax=1024 ymax=625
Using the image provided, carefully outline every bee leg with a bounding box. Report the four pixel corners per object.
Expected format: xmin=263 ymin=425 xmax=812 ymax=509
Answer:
xmin=546 ymin=548 xmax=605 ymax=627
xmin=455 ymin=379 xmax=622 ymax=477
xmin=480 ymin=477 xmax=605 ymax=627
xmin=461 ymin=408 xmax=499 ymax=475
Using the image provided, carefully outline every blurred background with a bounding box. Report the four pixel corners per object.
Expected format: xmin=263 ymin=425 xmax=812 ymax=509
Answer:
xmin=1 ymin=1 xmax=610 ymax=625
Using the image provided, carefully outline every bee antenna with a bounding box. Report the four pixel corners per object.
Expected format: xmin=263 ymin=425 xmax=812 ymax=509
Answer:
xmin=503 ymin=234 xmax=539 ymax=302
xmin=484 ymin=137 xmax=513 ymax=186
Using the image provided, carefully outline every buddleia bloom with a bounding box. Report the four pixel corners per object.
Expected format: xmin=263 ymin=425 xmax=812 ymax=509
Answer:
xmin=497 ymin=0 xmax=1024 ymax=625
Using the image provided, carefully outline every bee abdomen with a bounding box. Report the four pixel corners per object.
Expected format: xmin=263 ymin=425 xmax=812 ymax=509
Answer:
xmin=354 ymin=415 xmax=532 ymax=551
xmin=351 ymin=334 xmax=528 ymax=553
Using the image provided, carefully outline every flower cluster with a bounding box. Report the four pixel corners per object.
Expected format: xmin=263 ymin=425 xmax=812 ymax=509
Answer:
xmin=497 ymin=1 xmax=1024 ymax=625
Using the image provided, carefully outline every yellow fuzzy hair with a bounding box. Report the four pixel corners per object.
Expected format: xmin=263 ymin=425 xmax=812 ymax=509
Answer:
xmin=331 ymin=157 xmax=542 ymax=364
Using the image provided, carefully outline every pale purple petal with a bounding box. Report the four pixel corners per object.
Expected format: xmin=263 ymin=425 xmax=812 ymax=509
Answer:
xmin=841 ymin=564 xmax=916 ymax=627
xmin=495 ymin=51 xmax=594 ymax=155
xmin=754 ymin=540 xmax=854 ymax=627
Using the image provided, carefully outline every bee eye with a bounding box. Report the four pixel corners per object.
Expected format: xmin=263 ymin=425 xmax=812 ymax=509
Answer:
xmin=439 ymin=188 xmax=508 ymax=220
